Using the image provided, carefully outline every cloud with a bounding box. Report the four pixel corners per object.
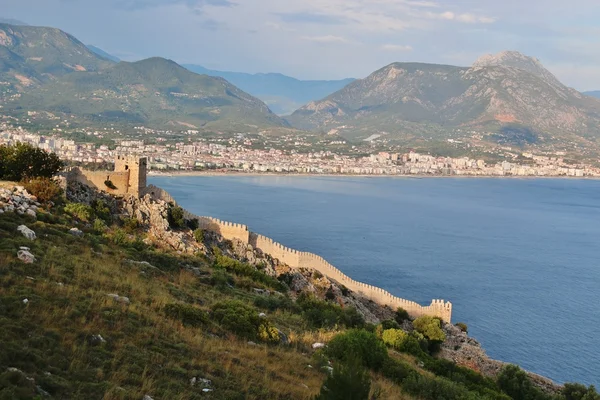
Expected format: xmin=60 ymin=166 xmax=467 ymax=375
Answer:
xmin=275 ymin=11 xmax=346 ymax=25
xmin=381 ymin=44 xmax=413 ymax=52
xmin=115 ymin=0 xmax=235 ymax=11
xmin=300 ymin=35 xmax=350 ymax=43
xmin=428 ymin=11 xmax=496 ymax=23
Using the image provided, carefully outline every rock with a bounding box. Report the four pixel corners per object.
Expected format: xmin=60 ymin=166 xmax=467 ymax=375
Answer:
xmin=69 ymin=228 xmax=84 ymax=237
xmin=17 ymin=250 xmax=35 ymax=264
xmin=107 ymin=294 xmax=130 ymax=305
xmin=322 ymin=366 xmax=334 ymax=374
xmin=26 ymin=209 xmax=37 ymax=218
xmin=202 ymin=388 xmax=213 ymax=393
xmin=300 ymin=383 xmax=309 ymax=389
xmin=20 ymin=246 xmax=30 ymax=251
xmin=190 ymin=377 xmax=196 ymax=386
xmin=17 ymin=225 xmax=36 ymax=240
xmin=89 ymin=334 xmax=106 ymax=346
xmin=277 ymin=329 xmax=289 ymax=345
xmin=312 ymin=342 xmax=325 ymax=349
xmin=247 ymin=341 xmax=257 ymax=346
xmin=143 ymin=395 xmax=154 ymax=400
xmin=258 ymin=312 xmax=267 ymax=318
xmin=22 ymin=299 xmax=29 ymax=304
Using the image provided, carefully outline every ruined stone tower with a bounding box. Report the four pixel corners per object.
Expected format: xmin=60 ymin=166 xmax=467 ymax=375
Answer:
xmin=114 ymin=155 xmax=147 ymax=197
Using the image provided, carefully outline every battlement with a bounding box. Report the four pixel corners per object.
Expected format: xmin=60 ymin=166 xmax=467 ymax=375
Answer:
xmin=145 ymin=187 xmax=453 ymax=323
xmin=67 ymin=155 xmax=148 ymax=198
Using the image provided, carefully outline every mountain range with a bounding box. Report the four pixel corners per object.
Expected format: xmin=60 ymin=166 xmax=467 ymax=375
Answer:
xmin=286 ymin=51 xmax=600 ymax=149
xmin=0 ymin=23 xmax=286 ymax=131
xmin=183 ymin=64 xmax=354 ymax=115
xmin=584 ymin=91 xmax=600 ymax=99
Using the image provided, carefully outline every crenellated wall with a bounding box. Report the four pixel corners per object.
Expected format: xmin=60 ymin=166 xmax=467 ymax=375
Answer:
xmin=148 ymin=188 xmax=453 ymax=323
xmin=68 ymin=169 xmax=131 ymax=196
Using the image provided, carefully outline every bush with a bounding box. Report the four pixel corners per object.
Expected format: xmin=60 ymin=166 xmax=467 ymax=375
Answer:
xmin=91 ymin=199 xmax=112 ymax=222
xmin=563 ymin=383 xmax=600 ymax=400
xmin=23 ymin=177 xmax=63 ymax=203
xmin=93 ymin=218 xmax=108 ymax=233
xmin=382 ymin=328 xmax=407 ymax=350
xmin=186 ymin=218 xmax=199 ymax=231
xmin=399 ymin=332 xmax=429 ymax=358
xmin=194 ymin=229 xmax=205 ymax=243
xmin=164 ymin=303 xmax=208 ymax=327
xmin=497 ymin=365 xmax=545 ymax=400
xmin=122 ymin=217 xmax=141 ymax=234
xmin=214 ymin=250 xmax=287 ymax=292
xmin=395 ymin=307 xmax=410 ymax=324
xmin=257 ymin=320 xmax=280 ymax=343
xmin=0 ymin=143 xmax=64 ymax=181
xmin=314 ymin=356 xmax=371 ymax=400
xmin=210 ymin=269 xmax=234 ymax=289
xmin=413 ymin=316 xmax=446 ymax=343
xmin=254 ymin=295 xmax=298 ymax=313
xmin=325 ymin=329 xmax=388 ymax=370
xmin=401 ymin=373 xmax=476 ymax=400
xmin=456 ymin=322 xmax=468 ymax=333
xmin=211 ymin=301 xmax=261 ymax=340
xmin=64 ymin=203 xmax=94 ymax=222
xmin=381 ymin=357 xmax=415 ymax=384
xmin=380 ymin=319 xmax=401 ymax=330
xmin=297 ymin=293 xmax=364 ymax=329
xmin=167 ymin=205 xmax=185 ymax=229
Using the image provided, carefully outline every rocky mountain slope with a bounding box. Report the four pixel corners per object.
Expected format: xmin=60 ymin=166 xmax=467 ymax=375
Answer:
xmin=0 ymin=23 xmax=287 ymax=131
xmin=286 ymin=51 xmax=600 ymax=148
xmin=184 ymin=64 xmax=355 ymax=115
xmin=584 ymin=91 xmax=600 ymax=99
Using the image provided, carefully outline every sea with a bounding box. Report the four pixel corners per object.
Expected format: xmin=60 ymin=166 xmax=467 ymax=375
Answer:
xmin=150 ymin=175 xmax=600 ymax=386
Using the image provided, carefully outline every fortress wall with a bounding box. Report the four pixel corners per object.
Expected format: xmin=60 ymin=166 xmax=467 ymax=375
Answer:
xmin=152 ymin=186 xmax=452 ymax=323
xmin=70 ymin=169 xmax=130 ymax=196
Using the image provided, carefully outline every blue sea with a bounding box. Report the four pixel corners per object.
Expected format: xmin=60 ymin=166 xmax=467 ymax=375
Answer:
xmin=150 ymin=175 xmax=600 ymax=386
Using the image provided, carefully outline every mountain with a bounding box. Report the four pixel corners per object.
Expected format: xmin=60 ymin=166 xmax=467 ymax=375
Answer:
xmin=87 ymin=45 xmax=120 ymax=63
xmin=184 ymin=64 xmax=354 ymax=115
xmin=584 ymin=91 xmax=600 ymax=99
xmin=286 ymin=51 xmax=600 ymax=149
xmin=8 ymin=57 xmax=287 ymax=130
xmin=0 ymin=18 xmax=28 ymax=25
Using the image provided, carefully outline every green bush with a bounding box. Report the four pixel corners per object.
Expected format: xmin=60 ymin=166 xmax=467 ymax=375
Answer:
xmin=380 ymin=319 xmax=401 ymax=330
xmin=122 ymin=217 xmax=141 ymax=233
xmin=456 ymin=322 xmax=468 ymax=333
xmin=215 ymin=250 xmax=287 ymax=292
xmin=167 ymin=205 xmax=185 ymax=229
xmin=497 ymin=365 xmax=547 ymax=400
xmin=91 ymin=199 xmax=112 ymax=222
xmin=254 ymin=295 xmax=299 ymax=313
xmin=64 ymin=203 xmax=94 ymax=222
xmin=93 ymin=218 xmax=108 ymax=233
xmin=314 ymin=356 xmax=371 ymax=400
xmin=257 ymin=320 xmax=280 ymax=343
xmin=210 ymin=269 xmax=234 ymax=289
xmin=297 ymin=294 xmax=364 ymax=329
xmin=211 ymin=301 xmax=261 ymax=340
xmin=0 ymin=143 xmax=64 ymax=181
xmin=381 ymin=357 xmax=415 ymax=384
xmin=395 ymin=307 xmax=410 ymax=324
xmin=401 ymin=373 xmax=478 ymax=400
xmin=325 ymin=329 xmax=388 ymax=370
xmin=423 ymin=358 xmax=500 ymax=395
xmin=382 ymin=328 xmax=407 ymax=349
xmin=194 ymin=228 xmax=205 ymax=243
xmin=563 ymin=383 xmax=600 ymax=400
xmin=413 ymin=316 xmax=446 ymax=343
xmin=164 ymin=303 xmax=208 ymax=327
xmin=23 ymin=177 xmax=63 ymax=203
xmin=399 ymin=331 xmax=429 ymax=358
xmin=186 ymin=218 xmax=199 ymax=231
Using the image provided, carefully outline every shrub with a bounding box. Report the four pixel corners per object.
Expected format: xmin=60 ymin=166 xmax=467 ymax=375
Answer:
xmin=64 ymin=203 xmax=94 ymax=222
xmin=167 ymin=205 xmax=185 ymax=229
xmin=413 ymin=316 xmax=446 ymax=343
xmin=23 ymin=177 xmax=63 ymax=203
xmin=497 ymin=365 xmax=544 ymax=400
xmin=395 ymin=307 xmax=410 ymax=324
xmin=0 ymin=143 xmax=63 ymax=181
xmin=382 ymin=328 xmax=407 ymax=350
xmin=297 ymin=293 xmax=364 ymax=329
xmin=122 ymin=217 xmax=141 ymax=233
xmin=456 ymin=322 xmax=468 ymax=333
xmin=91 ymin=199 xmax=112 ymax=222
xmin=93 ymin=218 xmax=108 ymax=233
xmin=210 ymin=269 xmax=234 ymax=289
xmin=164 ymin=303 xmax=207 ymax=327
xmin=381 ymin=357 xmax=415 ymax=384
xmin=325 ymin=329 xmax=388 ymax=370
xmin=194 ymin=229 xmax=205 ymax=243
xmin=254 ymin=295 xmax=298 ymax=313
xmin=314 ymin=356 xmax=371 ymax=400
xmin=399 ymin=332 xmax=429 ymax=358
xmin=563 ymin=383 xmax=600 ymax=400
xmin=257 ymin=320 xmax=280 ymax=344
xmin=186 ymin=218 xmax=199 ymax=231
xmin=215 ymin=250 xmax=287 ymax=292
xmin=211 ymin=301 xmax=261 ymax=340
xmin=380 ymin=319 xmax=401 ymax=330
xmin=401 ymin=373 xmax=475 ymax=400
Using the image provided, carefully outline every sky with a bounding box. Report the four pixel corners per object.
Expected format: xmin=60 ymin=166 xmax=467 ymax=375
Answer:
xmin=2 ymin=0 xmax=600 ymax=90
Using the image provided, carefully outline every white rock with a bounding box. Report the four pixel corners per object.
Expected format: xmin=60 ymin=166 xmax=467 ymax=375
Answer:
xmin=247 ymin=341 xmax=257 ymax=346
xmin=258 ymin=312 xmax=267 ymax=318
xmin=107 ymin=294 xmax=130 ymax=305
xmin=312 ymin=343 xmax=326 ymax=349
xmin=19 ymin=246 xmax=30 ymax=251
xmin=22 ymin=299 xmax=29 ymax=304
xmin=26 ymin=209 xmax=37 ymax=218
xmin=202 ymin=388 xmax=212 ymax=393
xmin=143 ymin=395 xmax=154 ymax=400
xmin=69 ymin=228 xmax=84 ymax=237
xmin=17 ymin=250 xmax=35 ymax=264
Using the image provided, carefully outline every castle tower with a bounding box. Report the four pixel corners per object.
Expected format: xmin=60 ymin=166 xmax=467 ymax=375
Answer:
xmin=114 ymin=155 xmax=147 ymax=197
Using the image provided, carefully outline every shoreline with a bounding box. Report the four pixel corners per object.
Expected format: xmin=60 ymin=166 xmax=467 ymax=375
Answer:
xmin=148 ymin=170 xmax=600 ymax=180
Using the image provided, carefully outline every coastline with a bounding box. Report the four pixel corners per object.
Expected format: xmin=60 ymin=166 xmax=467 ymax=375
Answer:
xmin=148 ymin=169 xmax=600 ymax=180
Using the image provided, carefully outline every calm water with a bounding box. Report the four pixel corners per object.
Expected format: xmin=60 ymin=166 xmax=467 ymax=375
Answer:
xmin=150 ymin=175 xmax=600 ymax=386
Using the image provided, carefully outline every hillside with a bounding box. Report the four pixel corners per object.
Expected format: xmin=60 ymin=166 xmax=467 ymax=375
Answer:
xmin=184 ymin=64 xmax=354 ymax=115
xmin=1 ymin=176 xmax=598 ymax=399
xmin=0 ymin=22 xmax=113 ymax=93
xmin=87 ymin=45 xmax=120 ymax=63
xmin=5 ymin=57 xmax=288 ymax=131
xmin=286 ymin=51 xmax=600 ymax=150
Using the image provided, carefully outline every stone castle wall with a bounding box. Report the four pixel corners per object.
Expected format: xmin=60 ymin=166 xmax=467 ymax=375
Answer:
xmin=148 ymin=187 xmax=452 ymax=323
xmin=68 ymin=169 xmax=131 ymax=196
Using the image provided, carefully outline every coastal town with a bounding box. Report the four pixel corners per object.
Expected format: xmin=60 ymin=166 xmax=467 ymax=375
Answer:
xmin=1 ymin=123 xmax=599 ymax=177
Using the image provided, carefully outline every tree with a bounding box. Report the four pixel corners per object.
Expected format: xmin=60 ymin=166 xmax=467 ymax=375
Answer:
xmin=395 ymin=307 xmax=410 ymax=324
xmin=325 ymin=329 xmax=388 ymax=370
xmin=382 ymin=329 xmax=407 ymax=350
xmin=314 ymin=357 xmax=371 ymax=400
xmin=497 ymin=365 xmax=537 ymax=400
xmin=563 ymin=383 xmax=600 ymax=400
xmin=0 ymin=143 xmax=63 ymax=181
xmin=413 ymin=316 xmax=446 ymax=342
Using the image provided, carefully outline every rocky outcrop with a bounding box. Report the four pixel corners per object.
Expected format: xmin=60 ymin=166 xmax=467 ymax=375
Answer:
xmin=123 ymin=194 xmax=199 ymax=254
xmin=17 ymin=225 xmax=36 ymax=240
xmin=0 ymin=186 xmax=40 ymax=217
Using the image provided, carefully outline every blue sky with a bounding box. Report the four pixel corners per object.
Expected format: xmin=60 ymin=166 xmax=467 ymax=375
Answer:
xmin=2 ymin=0 xmax=600 ymax=89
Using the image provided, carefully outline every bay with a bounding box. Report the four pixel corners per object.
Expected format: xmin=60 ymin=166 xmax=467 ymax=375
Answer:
xmin=150 ymin=175 xmax=600 ymax=386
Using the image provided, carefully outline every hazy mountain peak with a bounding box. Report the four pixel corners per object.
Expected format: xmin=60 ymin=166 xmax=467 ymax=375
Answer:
xmin=473 ymin=50 xmax=542 ymax=69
